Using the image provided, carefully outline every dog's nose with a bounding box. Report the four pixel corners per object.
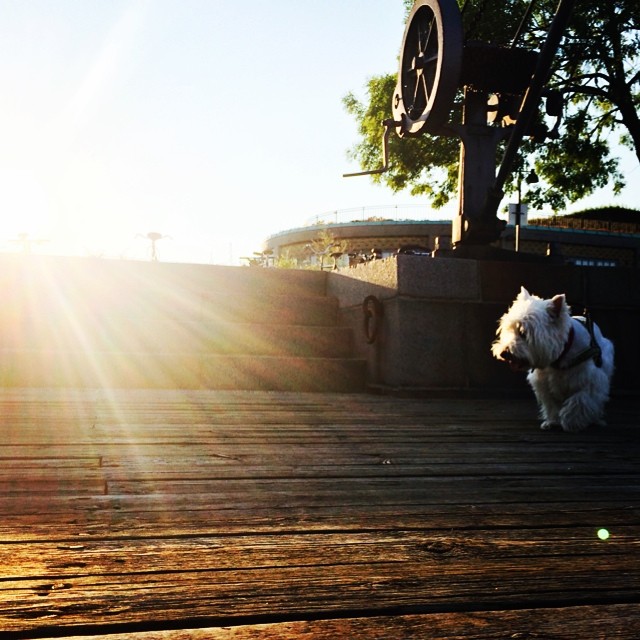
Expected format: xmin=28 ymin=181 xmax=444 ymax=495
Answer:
xmin=500 ymin=349 xmax=513 ymax=362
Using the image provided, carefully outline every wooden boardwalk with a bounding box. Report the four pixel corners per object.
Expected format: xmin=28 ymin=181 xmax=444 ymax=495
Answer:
xmin=1 ymin=388 xmax=639 ymax=639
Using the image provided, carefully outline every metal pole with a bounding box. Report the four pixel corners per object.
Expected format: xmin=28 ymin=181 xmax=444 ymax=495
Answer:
xmin=511 ymin=0 xmax=538 ymax=48
xmin=453 ymin=89 xmax=509 ymax=246
xmin=515 ymin=172 xmax=522 ymax=252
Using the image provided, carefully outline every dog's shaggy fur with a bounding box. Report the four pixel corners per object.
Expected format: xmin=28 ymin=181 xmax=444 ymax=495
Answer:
xmin=492 ymin=287 xmax=614 ymax=432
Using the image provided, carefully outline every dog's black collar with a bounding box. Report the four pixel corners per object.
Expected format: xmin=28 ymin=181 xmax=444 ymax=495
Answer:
xmin=551 ymin=326 xmax=575 ymax=369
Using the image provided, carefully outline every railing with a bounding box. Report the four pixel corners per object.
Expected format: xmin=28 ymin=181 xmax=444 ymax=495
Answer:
xmin=529 ymin=216 xmax=640 ymax=235
xmin=302 ymin=204 xmax=433 ymax=227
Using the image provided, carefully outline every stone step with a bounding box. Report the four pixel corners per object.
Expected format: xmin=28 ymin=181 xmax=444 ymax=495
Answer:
xmin=136 ymin=321 xmax=354 ymax=357
xmin=3 ymin=293 xmax=340 ymax=349
xmin=0 ymin=254 xmax=328 ymax=299
xmin=199 ymin=293 xmax=338 ymax=326
xmin=0 ymin=320 xmax=353 ymax=358
xmin=0 ymin=350 xmax=366 ymax=392
xmin=0 ymin=258 xmax=339 ymax=345
xmin=0 ymin=255 xmax=364 ymax=392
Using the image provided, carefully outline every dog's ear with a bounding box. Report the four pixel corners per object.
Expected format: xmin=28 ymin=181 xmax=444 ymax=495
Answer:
xmin=518 ymin=286 xmax=531 ymax=300
xmin=549 ymin=294 xmax=567 ymax=319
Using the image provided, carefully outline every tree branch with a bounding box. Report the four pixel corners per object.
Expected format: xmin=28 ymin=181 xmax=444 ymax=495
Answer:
xmin=562 ymin=84 xmax=610 ymax=99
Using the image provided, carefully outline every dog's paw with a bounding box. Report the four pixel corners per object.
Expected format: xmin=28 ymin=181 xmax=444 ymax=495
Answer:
xmin=561 ymin=418 xmax=605 ymax=432
xmin=540 ymin=420 xmax=559 ymax=431
xmin=560 ymin=420 xmax=588 ymax=433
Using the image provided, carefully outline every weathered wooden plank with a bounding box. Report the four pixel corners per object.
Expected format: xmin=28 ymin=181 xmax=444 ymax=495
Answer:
xmin=0 ymin=389 xmax=637 ymax=432
xmin=0 ymin=479 xmax=105 ymax=496
xmin=0 ymin=461 xmax=638 ymax=486
xmin=104 ymin=474 xmax=640 ymax=501
xmin=0 ymin=503 xmax=636 ymax=542
xmin=0 ymin=457 xmax=100 ymax=469
xmin=2 ymin=440 xmax=638 ymax=467
xmin=0 ymin=389 xmax=632 ymax=428
xmin=0 ymin=386 xmax=632 ymax=418
xmin=1 ymin=476 xmax=638 ymax=514
xmin=2 ymin=433 xmax=638 ymax=458
xmin=72 ymin=460 xmax=640 ymax=479
xmin=2 ymin=555 xmax=639 ymax=634
xmin=51 ymin=605 xmax=640 ymax=640
xmin=2 ymin=527 xmax=637 ymax=580
xmin=0 ymin=477 xmax=636 ymax=520
xmin=0 ymin=399 xmax=629 ymax=422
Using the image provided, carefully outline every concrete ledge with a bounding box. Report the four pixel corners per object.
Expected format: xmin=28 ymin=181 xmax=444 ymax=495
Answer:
xmin=328 ymin=255 xmax=481 ymax=308
xmin=329 ymin=256 xmax=639 ymax=393
xmin=397 ymin=255 xmax=480 ymax=300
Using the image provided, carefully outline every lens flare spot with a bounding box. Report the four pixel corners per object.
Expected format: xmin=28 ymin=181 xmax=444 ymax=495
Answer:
xmin=597 ymin=528 xmax=610 ymax=541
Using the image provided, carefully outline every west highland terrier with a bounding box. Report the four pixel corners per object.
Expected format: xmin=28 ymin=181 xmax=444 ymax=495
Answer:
xmin=492 ymin=287 xmax=614 ymax=432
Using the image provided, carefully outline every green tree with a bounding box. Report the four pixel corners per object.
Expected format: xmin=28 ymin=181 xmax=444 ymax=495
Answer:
xmin=344 ymin=0 xmax=638 ymax=212
xmin=307 ymin=229 xmax=349 ymax=270
xmin=273 ymin=249 xmax=299 ymax=269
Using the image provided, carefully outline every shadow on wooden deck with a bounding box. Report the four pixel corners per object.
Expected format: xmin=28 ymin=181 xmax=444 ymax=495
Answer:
xmin=0 ymin=389 xmax=638 ymax=638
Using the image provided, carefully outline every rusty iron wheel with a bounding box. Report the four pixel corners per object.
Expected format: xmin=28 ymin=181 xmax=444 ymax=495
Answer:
xmin=392 ymin=0 xmax=463 ymax=137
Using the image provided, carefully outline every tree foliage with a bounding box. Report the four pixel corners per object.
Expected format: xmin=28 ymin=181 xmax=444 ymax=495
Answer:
xmin=307 ymin=229 xmax=349 ymax=270
xmin=344 ymin=0 xmax=639 ymax=212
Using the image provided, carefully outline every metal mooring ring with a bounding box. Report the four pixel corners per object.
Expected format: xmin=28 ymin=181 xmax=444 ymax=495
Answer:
xmin=362 ymin=295 xmax=384 ymax=344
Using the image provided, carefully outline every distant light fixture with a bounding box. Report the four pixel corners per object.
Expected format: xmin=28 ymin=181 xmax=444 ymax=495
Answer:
xmin=525 ymin=169 xmax=539 ymax=184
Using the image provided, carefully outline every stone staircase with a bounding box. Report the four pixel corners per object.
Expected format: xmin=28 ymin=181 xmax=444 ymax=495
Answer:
xmin=0 ymin=255 xmax=366 ymax=391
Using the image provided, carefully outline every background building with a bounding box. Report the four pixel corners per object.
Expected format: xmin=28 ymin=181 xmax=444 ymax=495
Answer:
xmin=264 ymin=206 xmax=640 ymax=269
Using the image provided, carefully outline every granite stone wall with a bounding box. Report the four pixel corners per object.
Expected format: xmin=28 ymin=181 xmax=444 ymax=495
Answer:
xmin=328 ymin=255 xmax=639 ymax=394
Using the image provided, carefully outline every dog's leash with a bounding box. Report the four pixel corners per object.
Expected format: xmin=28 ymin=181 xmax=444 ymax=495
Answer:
xmin=578 ymin=270 xmax=602 ymax=367
xmin=581 ymin=309 xmax=603 ymax=368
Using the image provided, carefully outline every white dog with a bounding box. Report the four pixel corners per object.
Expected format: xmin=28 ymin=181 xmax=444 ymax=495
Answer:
xmin=492 ymin=287 xmax=614 ymax=432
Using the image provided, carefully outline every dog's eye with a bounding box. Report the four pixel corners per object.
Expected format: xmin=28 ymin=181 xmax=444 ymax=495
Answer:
xmin=517 ymin=324 xmax=527 ymax=338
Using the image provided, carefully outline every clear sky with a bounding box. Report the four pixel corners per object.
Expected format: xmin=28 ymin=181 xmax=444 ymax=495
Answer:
xmin=0 ymin=1 xmax=637 ymax=264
